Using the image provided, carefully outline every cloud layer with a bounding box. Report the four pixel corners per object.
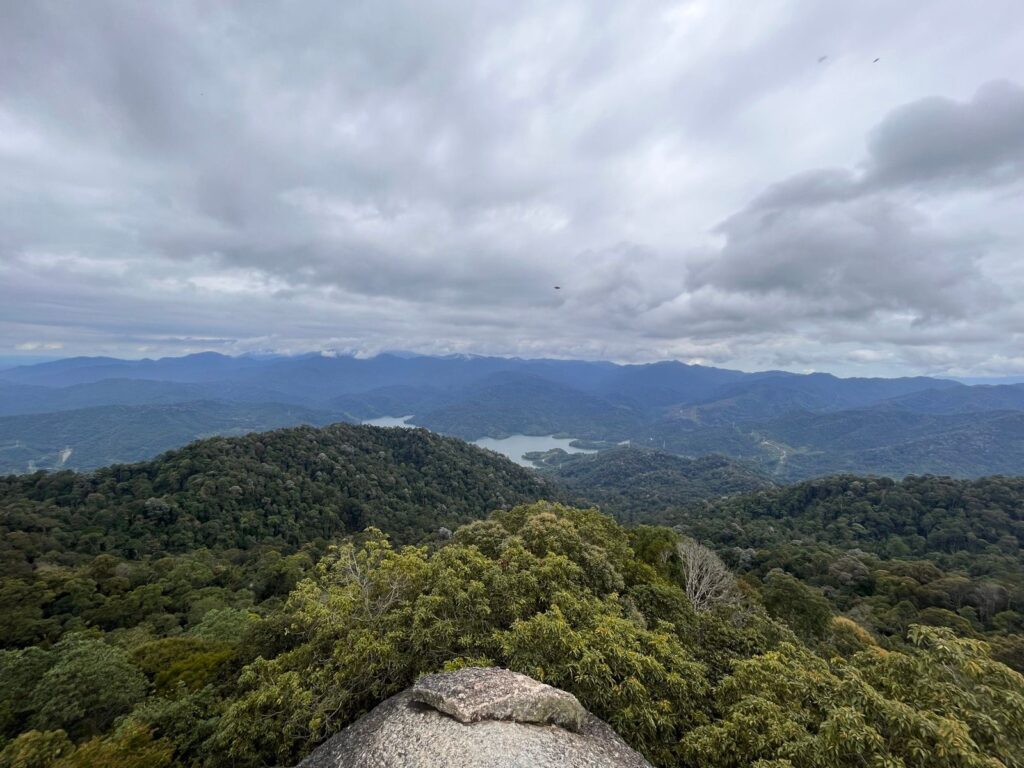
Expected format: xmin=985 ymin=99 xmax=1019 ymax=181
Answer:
xmin=1 ymin=0 xmax=1022 ymax=375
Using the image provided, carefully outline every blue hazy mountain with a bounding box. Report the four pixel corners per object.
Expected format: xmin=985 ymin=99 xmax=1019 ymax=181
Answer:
xmin=871 ymin=383 xmax=1024 ymax=414
xmin=0 ymin=400 xmax=340 ymax=474
xmin=0 ymin=378 xmax=303 ymax=416
xmin=4 ymin=352 xmax=1023 ymax=479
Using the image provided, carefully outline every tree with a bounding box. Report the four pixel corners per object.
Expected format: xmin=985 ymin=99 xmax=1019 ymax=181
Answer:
xmin=681 ymin=627 xmax=1024 ymax=768
xmin=0 ymin=730 xmax=74 ymax=768
xmin=0 ymin=647 xmax=51 ymax=738
xmin=761 ymin=569 xmax=832 ymax=641
xmin=54 ymin=722 xmax=172 ymax=768
xmin=29 ymin=634 xmax=147 ymax=739
xmin=189 ymin=607 xmax=259 ymax=642
xmin=211 ymin=504 xmax=714 ymax=767
xmin=676 ymin=538 xmax=737 ymax=612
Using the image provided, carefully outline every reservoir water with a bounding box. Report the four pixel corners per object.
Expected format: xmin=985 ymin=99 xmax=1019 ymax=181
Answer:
xmin=361 ymin=415 xmax=596 ymax=467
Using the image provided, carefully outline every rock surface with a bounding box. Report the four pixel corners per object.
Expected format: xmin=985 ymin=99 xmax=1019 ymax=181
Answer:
xmin=295 ymin=667 xmax=653 ymax=768
xmin=410 ymin=667 xmax=587 ymax=731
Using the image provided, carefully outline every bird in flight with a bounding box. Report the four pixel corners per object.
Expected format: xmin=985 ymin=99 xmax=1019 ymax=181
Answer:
xmin=553 ymin=286 xmax=561 ymax=290
xmin=818 ymin=55 xmax=828 ymax=63
xmin=873 ymin=57 xmax=880 ymax=63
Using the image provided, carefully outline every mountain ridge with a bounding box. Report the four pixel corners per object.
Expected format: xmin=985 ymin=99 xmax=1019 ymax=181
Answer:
xmin=3 ymin=353 xmax=1019 ymax=481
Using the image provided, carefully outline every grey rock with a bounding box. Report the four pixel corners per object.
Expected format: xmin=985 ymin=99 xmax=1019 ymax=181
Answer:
xmin=295 ymin=667 xmax=653 ymax=768
xmin=411 ymin=667 xmax=587 ymax=732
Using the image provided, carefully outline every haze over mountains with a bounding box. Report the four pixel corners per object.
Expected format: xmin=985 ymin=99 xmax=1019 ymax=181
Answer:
xmin=3 ymin=351 xmax=1023 ymax=479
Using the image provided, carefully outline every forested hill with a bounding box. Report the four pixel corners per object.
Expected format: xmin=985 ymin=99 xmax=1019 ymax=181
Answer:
xmin=672 ymin=474 xmax=1024 ymax=559
xmin=0 ymin=423 xmax=552 ymax=560
xmin=1 ymin=423 xmax=1023 ymax=765
xmin=666 ymin=474 xmax=1024 ymax=670
xmin=536 ymin=446 xmax=774 ymax=519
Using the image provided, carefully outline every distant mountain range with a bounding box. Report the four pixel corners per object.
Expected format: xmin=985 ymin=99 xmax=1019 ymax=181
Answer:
xmin=2 ymin=351 xmax=1023 ymax=478
xmin=0 ymin=401 xmax=340 ymax=474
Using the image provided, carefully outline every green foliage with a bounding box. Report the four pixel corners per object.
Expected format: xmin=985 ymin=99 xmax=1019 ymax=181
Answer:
xmin=761 ymin=570 xmax=833 ymax=641
xmin=0 ymin=426 xmax=557 ymax=764
xmin=0 ymin=730 xmax=74 ymax=768
xmin=497 ymin=601 xmax=708 ymax=760
xmin=682 ymin=627 xmax=1024 ymax=768
xmin=211 ymin=504 xmax=724 ymax=767
xmin=188 ymin=607 xmax=259 ymax=642
xmin=131 ymin=636 xmax=236 ymax=694
xmin=0 ymin=423 xmax=551 ymax=559
xmin=127 ymin=690 xmax=220 ymax=768
xmin=0 ymin=425 xmax=551 ymax=650
xmin=208 ymin=503 xmax=1024 ymax=768
xmin=542 ymin=447 xmax=774 ymax=520
xmin=0 ymin=648 xmax=52 ymax=738
xmin=676 ymin=474 xmax=1024 ymax=562
xmin=0 ymin=494 xmax=1021 ymax=767
xmin=54 ymin=722 xmax=172 ymax=768
xmin=664 ymin=474 xmax=1024 ymax=666
xmin=1 ymin=419 xmax=1022 ymax=768
xmin=30 ymin=634 xmax=148 ymax=739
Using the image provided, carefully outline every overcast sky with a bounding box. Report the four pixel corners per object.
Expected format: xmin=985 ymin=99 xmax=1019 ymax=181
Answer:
xmin=2 ymin=1 xmax=1023 ymax=376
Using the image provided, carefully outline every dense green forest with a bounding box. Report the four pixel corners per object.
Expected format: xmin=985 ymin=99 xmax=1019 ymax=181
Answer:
xmin=537 ymin=447 xmax=774 ymax=513
xmin=752 ymin=408 xmax=1024 ymax=479
xmin=650 ymin=475 xmax=1024 ymax=673
xmin=0 ymin=423 xmax=550 ymax=561
xmin=551 ymin=455 xmax=1024 ymax=674
xmin=1 ymin=425 xmax=1022 ymax=767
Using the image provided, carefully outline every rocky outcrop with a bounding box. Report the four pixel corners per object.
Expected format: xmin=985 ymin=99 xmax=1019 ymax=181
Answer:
xmin=295 ymin=667 xmax=653 ymax=767
xmin=410 ymin=667 xmax=588 ymax=732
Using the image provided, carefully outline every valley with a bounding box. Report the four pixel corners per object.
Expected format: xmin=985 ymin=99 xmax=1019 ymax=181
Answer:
xmin=3 ymin=352 xmax=1023 ymax=479
xmin=1 ymin=421 xmax=1021 ymax=767
xmin=4 ymin=5 xmax=1022 ymax=765
xmin=360 ymin=413 xmax=598 ymax=467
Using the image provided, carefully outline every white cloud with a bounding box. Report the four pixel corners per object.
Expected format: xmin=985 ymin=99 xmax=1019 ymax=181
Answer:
xmin=0 ymin=0 xmax=1023 ymax=376
xmin=15 ymin=341 xmax=64 ymax=351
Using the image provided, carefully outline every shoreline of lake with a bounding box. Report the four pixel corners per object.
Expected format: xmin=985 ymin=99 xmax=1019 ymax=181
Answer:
xmin=360 ymin=415 xmax=597 ymax=467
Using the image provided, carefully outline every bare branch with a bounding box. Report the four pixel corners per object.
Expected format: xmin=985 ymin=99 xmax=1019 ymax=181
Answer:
xmin=676 ymin=538 xmax=737 ymax=612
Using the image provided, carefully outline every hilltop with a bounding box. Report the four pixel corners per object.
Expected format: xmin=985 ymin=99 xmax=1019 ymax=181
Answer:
xmin=0 ymin=422 xmax=552 ymax=561
xmin=533 ymin=446 xmax=773 ymax=520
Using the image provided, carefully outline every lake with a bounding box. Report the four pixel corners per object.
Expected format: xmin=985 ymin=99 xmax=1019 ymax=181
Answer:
xmin=360 ymin=415 xmax=596 ymax=467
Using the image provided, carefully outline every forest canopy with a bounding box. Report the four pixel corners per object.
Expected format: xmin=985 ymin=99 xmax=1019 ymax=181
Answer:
xmin=1 ymin=425 xmax=1022 ymax=767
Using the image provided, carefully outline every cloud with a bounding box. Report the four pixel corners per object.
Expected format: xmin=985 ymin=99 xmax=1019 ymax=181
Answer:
xmin=0 ymin=0 xmax=1023 ymax=376
xmin=677 ymin=80 xmax=1024 ymax=367
xmin=696 ymin=184 xmax=1004 ymax=326
xmin=865 ymin=80 xmax=1024 ymax=188
xmin=15 ymin=341 xmax=64 ymax=351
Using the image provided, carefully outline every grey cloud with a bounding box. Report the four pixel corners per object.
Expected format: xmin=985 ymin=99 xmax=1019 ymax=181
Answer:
xmin=747 ymin=170 xmax=861 ymax=211
xmin=686 ymin=81 xmax=1024 ymax=348
xmin=700 ymin=194 xmax=1000 ymax=322
xmin=1 ymin=1 xmax=1023 ymax=376
xmin=746 ymin=80 xmax=1024 ymax=214
xmin=866 ymin=80 xmax=1024 ymax=187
